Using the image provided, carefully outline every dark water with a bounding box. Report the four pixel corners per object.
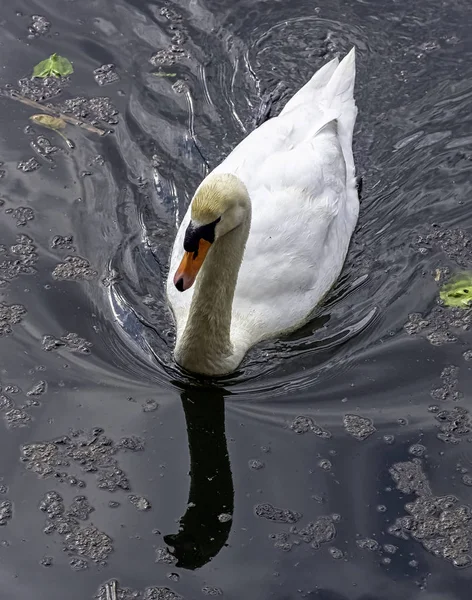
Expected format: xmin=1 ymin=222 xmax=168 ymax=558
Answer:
xmin=1 ymin=0 xmax=472 ymax=598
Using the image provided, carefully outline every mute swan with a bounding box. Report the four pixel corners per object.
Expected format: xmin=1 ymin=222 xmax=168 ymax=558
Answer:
xmin=167 ymin=48 xmax=359 ymax=376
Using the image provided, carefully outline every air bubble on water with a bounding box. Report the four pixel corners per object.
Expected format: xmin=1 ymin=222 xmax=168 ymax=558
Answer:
xmin=452 ymin=555 xmax=472 ymax=569
xmin=28 ymin=15 xmax=50 ymax=36
xmin=430 ymin=365 xmax=462 ymax=402
xmin=128 ymin=495 xmax=151 ymax=511
xmin=270 ymin=532 xmax=293 ymax=551
xmin=57 ymin=96 xmax=119 ymax=126
xmin=343 ymin=414 xmax=376 ymax=440
xmin=69 ymin=557 xmax=88 ymax=571
xmin=390 ymin=459 xmax=432 ymax=495
xmin=463 ymin=475 xmax=472 ymax=486
xmin=202 ymin=586 xmax=223 ymax=596
xmin=50 ymin=235 xmax=76 ymax=252
xmin=434 ymin=405 xmax=472 ymax=443
xmin=142 ymin=399 xmax=159 ymax=412
xmin=254 ymin=503 xmax=302 ymax=524
xmin=41 ymin=333 xmax=92 ymax=354
xmin=4 ymin=385 xmax=20 ymax=394
xmin=5 ymin=206 xmax=34 ymax=227
xmin=68 ymin=496 xmax=94 ymax=520
xmin=38 ymin=491 xmax=113 ymax=567
xmin=356 ymin=538 xmax=379 ymax=552
xmin=0 ymin=395 xmax=14 ymax=411
xmin=408 ymin=444 xmax=426 ymax=457
xmin=0 ymin=500 xmax=13 ymax=525
xmin=64 ymin=525 xmax=113 ymax=564
xmin=21 ymin=428 xmax=140 ymax=491
xmin=289 ymin=415 xmax=331 ymax=438
xmin=144 ymin=587 xmax=182 ymax=599
xmin=4 ymin=408 xmax=31 ymax=428
xmin=388 ymin=459 xmax=472 ymax=568
xmin=17 ymin=158 xmax=41 ymax=173
xmin=93 ymin=64 xmax=120 ymax=86
xmin=328 ymin=547 xmax=344 ymax=559
xmin=297 ymin=516 xmax=336 ymax=547
xmin=27 ymin=381 xmax=47 ymax=397
xmin=0 ymin=234 xmax=38 ymax=285
xmin=120 ymin=436 xmax=145 ymax=451
xmin=30 ymin=136 xmax=57 ymax=161
xmin=96 ymin=581 xmax=182 ymax=599
xmin=52 ymin=256 xmax=98 ymax=281
xmin=155 ymin=547 xmax=177 ymax=565
xmin=0 ymin=302 xmax=27 ymax=336
xmin=218 ymin=513 xmax=232 ymax=523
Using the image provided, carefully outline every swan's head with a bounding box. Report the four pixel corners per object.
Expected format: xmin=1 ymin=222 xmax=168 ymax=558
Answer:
xmin=173 ymin=173 xmax=250 ymax=292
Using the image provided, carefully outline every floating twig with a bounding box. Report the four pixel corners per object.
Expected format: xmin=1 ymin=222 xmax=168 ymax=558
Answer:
xmin=2 ymin=89 xmax=108 ymax=136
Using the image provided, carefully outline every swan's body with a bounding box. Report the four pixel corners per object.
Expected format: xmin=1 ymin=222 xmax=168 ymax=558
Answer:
xmin=166 ymin=48 xmax=359 ymax=376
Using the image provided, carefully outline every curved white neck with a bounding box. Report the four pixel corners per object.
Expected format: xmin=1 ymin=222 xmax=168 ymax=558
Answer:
xmin=174 ymin=213 xmax=251 ymax=376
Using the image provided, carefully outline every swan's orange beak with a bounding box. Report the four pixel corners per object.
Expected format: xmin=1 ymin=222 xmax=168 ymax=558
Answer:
xmin=174 ymin=239 xmax=212 ymax=292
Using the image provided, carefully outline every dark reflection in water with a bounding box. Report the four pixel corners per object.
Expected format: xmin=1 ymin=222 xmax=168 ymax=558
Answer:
xmin=164 ymin=386 xmax=234 ymax=569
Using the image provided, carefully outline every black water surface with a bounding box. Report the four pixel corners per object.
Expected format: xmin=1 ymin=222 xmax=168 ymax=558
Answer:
xmin=1 ymin=0 xmax=472 ymax=598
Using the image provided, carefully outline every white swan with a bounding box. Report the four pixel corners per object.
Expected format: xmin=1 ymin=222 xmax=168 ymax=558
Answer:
xmin=166 ymin=48 xmax=359 ymax=376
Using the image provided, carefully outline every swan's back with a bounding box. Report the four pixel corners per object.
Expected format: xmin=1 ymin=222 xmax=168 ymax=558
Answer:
xmin=213 ymin=48 xmax=357 ymax=196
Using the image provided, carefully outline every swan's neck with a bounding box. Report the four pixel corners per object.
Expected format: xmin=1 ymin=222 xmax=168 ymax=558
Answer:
xmin=175 ymin=214 xmax=251 ymax=375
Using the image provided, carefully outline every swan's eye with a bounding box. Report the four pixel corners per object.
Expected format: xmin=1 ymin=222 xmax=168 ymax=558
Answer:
xmin=183 ymin=217 xmax=221 ymax=253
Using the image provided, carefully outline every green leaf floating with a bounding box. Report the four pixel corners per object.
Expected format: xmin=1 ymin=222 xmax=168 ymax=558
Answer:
xmin=33 ymin=53 xmax=74 ymax=78
xmin=440 ymin=274 xmax=472 ymax=308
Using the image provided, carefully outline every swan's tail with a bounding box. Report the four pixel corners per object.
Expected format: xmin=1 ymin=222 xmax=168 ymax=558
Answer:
xmin=278 ymin=48 xmax=357 ymax=181
xmin=321 ymin=48 xmax=357 ymax=179
xmin=279 ymin=56 xmax=339 ymax=116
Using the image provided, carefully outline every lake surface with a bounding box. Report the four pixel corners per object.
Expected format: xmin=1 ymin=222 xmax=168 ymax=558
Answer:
xmin=1 ymin=0 xmax=472 ymax=598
